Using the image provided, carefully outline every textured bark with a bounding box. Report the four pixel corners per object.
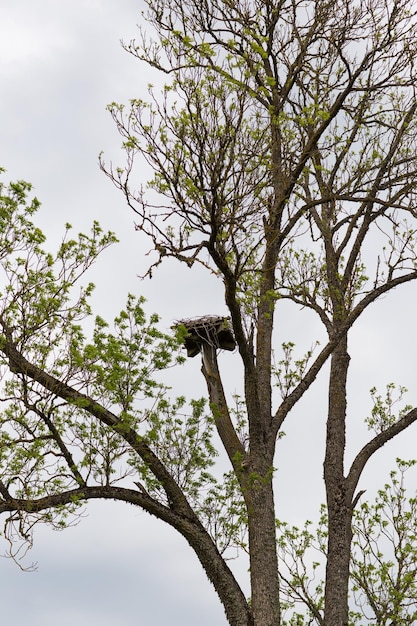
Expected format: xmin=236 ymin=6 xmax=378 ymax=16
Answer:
xmin=246 ymin=473 xmax=281 ymax=626
xmin=5 ymin=3 xmax=417 ymax=621
xmin=184 ymin=516 xmax=254 ymax=626
xmin=323 ymin=335 xmax=352 ymax=626
xmin=201 ymin=338 xmax=280 ymax=626
xmin=201 ymin=342 xmax=246 ymax=467
xmin=0 ymin=484 xmax=253 ymax=626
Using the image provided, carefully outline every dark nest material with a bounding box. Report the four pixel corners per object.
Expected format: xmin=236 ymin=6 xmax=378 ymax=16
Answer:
xmin=175 ymin=315 xmax=236 ymax=358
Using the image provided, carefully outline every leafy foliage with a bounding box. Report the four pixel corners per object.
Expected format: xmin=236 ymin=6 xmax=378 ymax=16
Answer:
xmin=0 ymin=172 xmax=237 ymax=564
xmin=366 ymin=384 xmax=413 ymax=434
xmin=277 ymin=460 xmax=417 ymax=626
xmin=351 ymin=460 xmax=417 ymax=625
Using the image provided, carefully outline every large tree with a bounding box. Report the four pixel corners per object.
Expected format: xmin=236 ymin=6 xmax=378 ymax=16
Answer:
xmin=101 ymin=0 xmax=417 ymax=624
xmin=2 ymin=1 xmax=417 ymax=626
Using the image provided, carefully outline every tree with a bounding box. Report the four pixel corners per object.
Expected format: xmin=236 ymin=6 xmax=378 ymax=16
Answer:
xmin=276 ymin=458 xmax=417 ymax=625
xmin=100 ymin=0 xmax=417 ymax=624
xmin=1 ymin=1 xmax=417 ymax=625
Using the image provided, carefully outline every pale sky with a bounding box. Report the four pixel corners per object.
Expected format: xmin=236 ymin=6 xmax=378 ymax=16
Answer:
xmin=1 ymin=2 xmax=416 ymax=625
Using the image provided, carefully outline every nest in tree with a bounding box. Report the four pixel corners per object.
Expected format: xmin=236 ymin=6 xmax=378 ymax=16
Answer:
xmin=175 ymin=315 xmax=236 ymax=358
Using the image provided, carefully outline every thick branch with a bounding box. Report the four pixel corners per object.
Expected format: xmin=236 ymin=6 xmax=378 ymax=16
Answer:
xmin=201 ymin=343 xmax=246 ymax=468
xmin=347 ymin=408 xmax=417 ymax=502
xmin=0 ymin=322 xmax=192 ymax=516
xmin=0 ymin=484 xmax=165 ymax=518
xmin=0 ymin=484 xmax=253 ymax=626
xmin=273 ymin=333 xmax=343 ymax=435
xmin=0 ymin=329 xmax=253 ymax=626
xmin=273 ymin=269 xmax=417 ymax=436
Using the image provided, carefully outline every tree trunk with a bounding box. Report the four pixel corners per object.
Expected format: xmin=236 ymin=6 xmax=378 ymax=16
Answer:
xmin=324 ymin=494 xmax=353 ymax=626
xmin=245 ymin=457 xmax=281 ymax=626
xmin=201 ymin=340 xmax=280 ymax=624
xmin=323 ymin=335 xmax=352 ymax=626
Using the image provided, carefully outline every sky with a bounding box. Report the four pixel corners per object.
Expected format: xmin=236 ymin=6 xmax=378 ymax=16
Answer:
xmin=0 ymin=2 xmax=417 ymax=625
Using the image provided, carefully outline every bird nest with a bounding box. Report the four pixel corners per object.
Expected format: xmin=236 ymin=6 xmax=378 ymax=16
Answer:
xmin=174 ymin=315 xmax=236 ymax=358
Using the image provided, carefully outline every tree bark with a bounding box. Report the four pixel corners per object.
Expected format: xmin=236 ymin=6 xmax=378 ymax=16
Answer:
xmin=245 ymin=472 xmax=281 ymax=626
xmin=323 ymin=335 xmax=352 ymax=626
xmin=201 ymin=340 xmax=280 ymax=625
xmin=201 ymin=342 xmax=246 ymax=467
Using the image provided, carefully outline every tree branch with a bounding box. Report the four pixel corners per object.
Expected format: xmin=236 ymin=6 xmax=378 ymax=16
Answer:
xmin=0 ymin=324 xmax=253 ymax=626
xmin=0 ymin=319 xmax=193 ymax=516
xmin=200 ymin=343 xmax=246 ymax=468
xmin=347 ymin=408 xmax=417 ymax=501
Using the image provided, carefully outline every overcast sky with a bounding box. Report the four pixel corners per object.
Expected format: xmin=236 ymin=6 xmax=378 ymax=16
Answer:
xmin=1 ymin=2 xmax=417 ymax=625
